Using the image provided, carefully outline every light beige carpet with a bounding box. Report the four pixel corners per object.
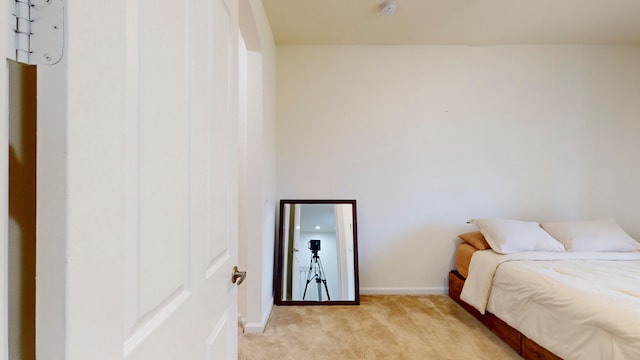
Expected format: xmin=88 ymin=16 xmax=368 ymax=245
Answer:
xmin=239 ymin=295 xmax=522 ymax=360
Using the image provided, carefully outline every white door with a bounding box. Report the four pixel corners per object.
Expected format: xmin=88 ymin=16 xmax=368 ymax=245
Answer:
xmin=36 ymin=0 xmax=241 ymax=359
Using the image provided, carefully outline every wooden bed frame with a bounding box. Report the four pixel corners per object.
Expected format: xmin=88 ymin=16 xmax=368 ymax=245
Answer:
xmin=448 ymin=271 xmax=562 ymax=360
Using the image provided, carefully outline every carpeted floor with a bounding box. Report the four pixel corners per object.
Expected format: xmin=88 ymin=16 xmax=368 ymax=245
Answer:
xmin=239 ymin=295 xmax=522 ymax=360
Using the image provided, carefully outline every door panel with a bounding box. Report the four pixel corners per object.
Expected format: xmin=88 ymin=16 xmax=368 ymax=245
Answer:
xmin=135 ymin=0 xmax=190 ymax=321
xmin=207 ymin=0 xmax=233 ymax=273
xmin=123 ymin=0 xmax=238 ymax=358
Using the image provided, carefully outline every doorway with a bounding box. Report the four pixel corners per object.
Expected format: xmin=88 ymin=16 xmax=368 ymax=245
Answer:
xmin=7 ymin=60 xmax=37 ymax=360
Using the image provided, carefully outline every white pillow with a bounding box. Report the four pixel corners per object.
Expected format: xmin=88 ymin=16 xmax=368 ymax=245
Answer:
xmin=540 ymin=219 xmax=640 ymax=252
xmin=467 ymin=218 xmax=566 ymax=254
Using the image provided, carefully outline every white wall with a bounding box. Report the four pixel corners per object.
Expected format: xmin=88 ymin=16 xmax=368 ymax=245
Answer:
xmin=276 ymin=45 xmax=640 ymax=293
xmin=237 ymin=0 xmax=277 ymax=333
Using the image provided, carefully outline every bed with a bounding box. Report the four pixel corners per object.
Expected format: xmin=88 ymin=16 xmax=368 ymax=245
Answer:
xmin=448 ymin=218 xmax=640 ymax=360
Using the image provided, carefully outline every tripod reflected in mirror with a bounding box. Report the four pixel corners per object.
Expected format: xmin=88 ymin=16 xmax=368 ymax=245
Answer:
xmin=303 ymin=239 xmax=331 ymax=301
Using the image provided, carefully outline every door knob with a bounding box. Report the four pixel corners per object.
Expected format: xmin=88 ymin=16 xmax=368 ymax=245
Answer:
xmin=232 ymin=266 xmax=247 ymax=286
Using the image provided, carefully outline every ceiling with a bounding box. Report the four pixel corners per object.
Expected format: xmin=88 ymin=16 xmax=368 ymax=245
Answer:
xmin=261 ymin=0 xmax=640 ymax=46
xmin=299 ymin=204 xmax=336 ymax=234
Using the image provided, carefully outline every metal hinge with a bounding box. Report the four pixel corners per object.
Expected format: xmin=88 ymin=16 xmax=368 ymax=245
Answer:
xmin=8 ymin=0 xmax=64 ymax=65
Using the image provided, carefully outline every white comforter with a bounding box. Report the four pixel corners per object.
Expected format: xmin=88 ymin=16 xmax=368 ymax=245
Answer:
xmin=460 ymin=250 xmax=640 ymax=360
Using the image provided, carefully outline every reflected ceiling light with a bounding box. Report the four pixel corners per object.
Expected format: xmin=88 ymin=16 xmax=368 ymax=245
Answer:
xmin=315 ymin=226 xmax=321 ymax=229
xmin=379 ymin=0 xmax=398 ymax=16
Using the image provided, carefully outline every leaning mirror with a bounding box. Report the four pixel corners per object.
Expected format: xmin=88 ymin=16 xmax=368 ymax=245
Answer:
xmin=275 ymin=200 xmax=359 ymax=305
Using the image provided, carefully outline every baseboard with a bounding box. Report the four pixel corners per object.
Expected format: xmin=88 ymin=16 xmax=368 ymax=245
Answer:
xmin=241 ymin=298 xmax=274 ymax=334
xmin=359 ymin=287 xmax=447 ymax=295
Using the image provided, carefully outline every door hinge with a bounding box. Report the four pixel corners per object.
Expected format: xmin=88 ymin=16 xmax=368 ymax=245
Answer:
xmin=8 ymin=0 xmax=64 ymax=65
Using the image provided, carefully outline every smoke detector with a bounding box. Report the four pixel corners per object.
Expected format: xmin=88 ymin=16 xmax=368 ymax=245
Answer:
xmin=379 ymin=0 xmax=398 ymax=16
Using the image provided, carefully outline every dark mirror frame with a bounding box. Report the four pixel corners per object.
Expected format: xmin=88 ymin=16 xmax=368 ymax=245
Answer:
xmin=275 ymin=199 xmax=360 ymax=305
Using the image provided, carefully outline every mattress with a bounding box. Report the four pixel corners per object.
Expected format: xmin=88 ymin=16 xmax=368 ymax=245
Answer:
xmin=462 ymin=250 xmax=640 ymax=360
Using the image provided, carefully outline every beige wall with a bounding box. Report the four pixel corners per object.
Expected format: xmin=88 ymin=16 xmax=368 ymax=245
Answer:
xmin=8 ymin=61 xmax=36 ymax=359
xmin=276 ymin=45 xmax=640 ymax=293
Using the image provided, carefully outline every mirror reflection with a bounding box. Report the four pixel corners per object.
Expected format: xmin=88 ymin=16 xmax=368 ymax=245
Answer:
xmin=276 ymin=200 xmax=359 ymax=305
